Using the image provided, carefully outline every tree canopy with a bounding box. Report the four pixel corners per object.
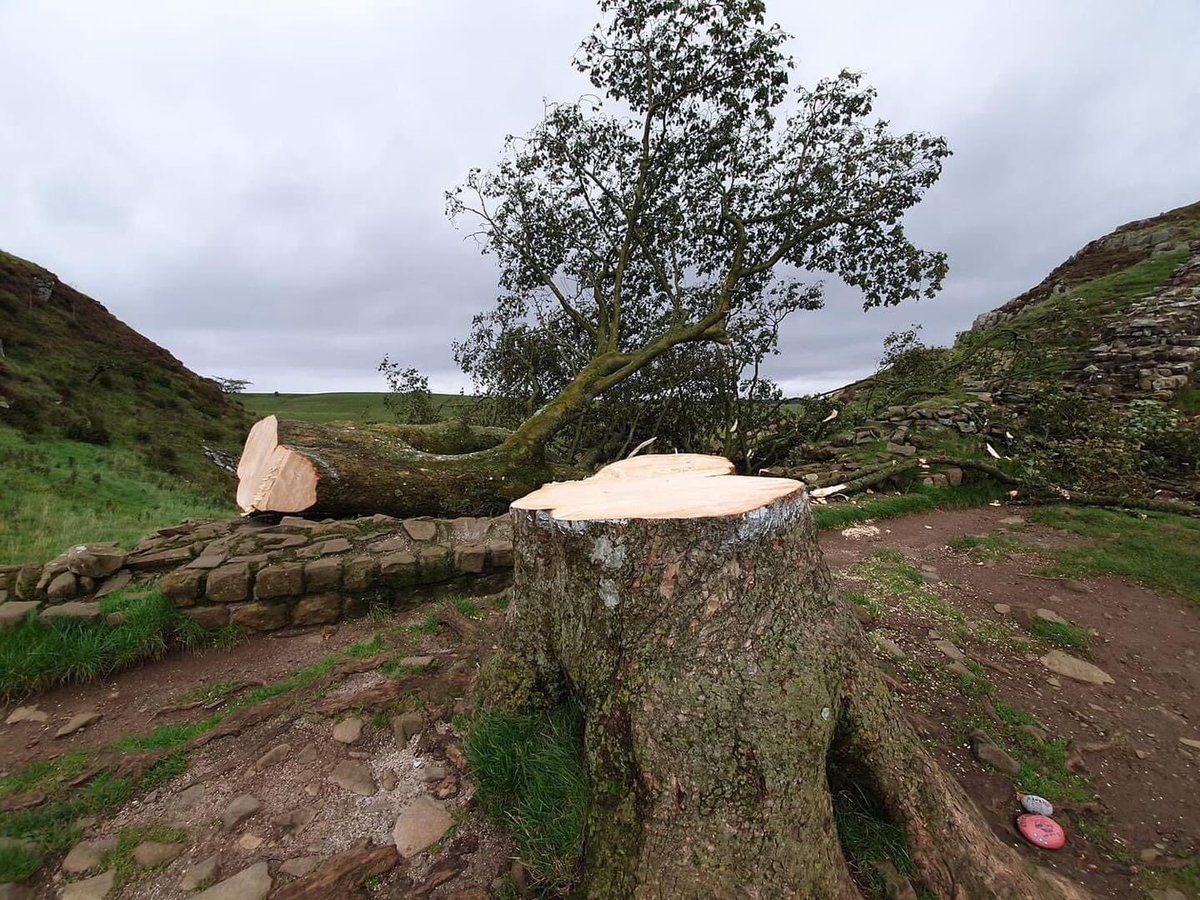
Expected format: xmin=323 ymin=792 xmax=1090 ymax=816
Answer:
xmin=442 ymin=0 xmax=949 ymax=461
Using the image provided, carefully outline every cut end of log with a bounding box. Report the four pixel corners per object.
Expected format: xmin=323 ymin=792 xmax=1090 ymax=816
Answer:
xmin=511 ymin=453 xmax=803 ymax=521
xmin=236 ymin=415 xmax=319 ymax=514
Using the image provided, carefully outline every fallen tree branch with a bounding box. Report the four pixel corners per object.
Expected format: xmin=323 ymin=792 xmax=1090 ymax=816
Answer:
xmin=437 ymin=605 xmax=481 ymax=642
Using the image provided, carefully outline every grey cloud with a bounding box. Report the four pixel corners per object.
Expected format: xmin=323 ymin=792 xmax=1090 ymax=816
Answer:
xmin=2 ymin=1 xmax=1198 ymax=397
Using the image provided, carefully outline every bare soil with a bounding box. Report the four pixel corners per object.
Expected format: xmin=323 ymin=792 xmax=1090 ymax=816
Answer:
xmin=2 ymin=505 xmax=1197 ymax=898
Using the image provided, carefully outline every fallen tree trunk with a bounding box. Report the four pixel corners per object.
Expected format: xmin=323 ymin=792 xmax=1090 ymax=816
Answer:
xmin=236 ymin=415 xmax=566 ymax=518
xmin=482 ymin=454 xmax=1087 ymax=898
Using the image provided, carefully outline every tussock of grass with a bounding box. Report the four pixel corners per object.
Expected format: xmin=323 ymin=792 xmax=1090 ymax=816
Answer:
xmin=466 ymin=703 xmax=588 ymax=891
xmin=0 ymin=842 xmax=42 ymax=883
xmin=948 ymin=533 xmax=1030 ymax=561
xmin=1030 ymin=506 xmax=1200 ymax=604
xmin=813 ymin=483 xmax=1009 ymax=532
xmin=0 ymin=590 xmax=242 ymax=699
xmin=829 ymin=775 xmax=915 ymax=899
xmin=1030 ymin=618 xmax=1092 ymax=652
xmin=452 ymin=597 xmax=482 ymax=619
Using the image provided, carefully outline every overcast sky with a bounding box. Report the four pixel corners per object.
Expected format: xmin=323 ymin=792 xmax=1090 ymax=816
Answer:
xmin=3 ymin=1 xmax=1199 ymax=396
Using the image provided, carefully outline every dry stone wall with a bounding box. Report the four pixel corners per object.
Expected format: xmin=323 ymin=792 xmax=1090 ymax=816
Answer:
xmin=0 ymin=513 xmax=514 ymax=634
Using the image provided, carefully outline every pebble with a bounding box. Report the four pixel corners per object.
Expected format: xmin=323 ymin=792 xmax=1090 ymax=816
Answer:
xmin=280 ymin=856 xmax=322 ymax=878
xmin=61 ymin=870 xmax=115 ymax=900
xmin=238 ymin=833 xmax=264 ymax=850
xmin=174 ymin=783 xmax=206 ymax=811
xmin=179 ymin=853 xmax=221 ymax=891
xmin=932 ymin=639 xmax=965 ymax=662
xmin=62 ymin=837 xmax=118 ymax=874
xmin=392 ymin=795 xmax=453 ymax=858
xmin=55 ymin=711 xmax=102 ymax=739
xmin=993 ymin=603 xmax=1011 ymax=615
xmin=133 ymin=840 xmax=185 ymax=867
xmin=1039 ymin=650 xmax=1114 ymax=685
xmin=220 ymin=794 xmax=261 ymax=830
xmin=295 ymin=742 xmax=319 ymax=765
xmin=329 ymin=760 xmax=376 ymax=796
xmin=254 ymin=743 xmax=291 ymax=770
xmin=4 ymin=706 xmax=48 ymax=725
xmin=380 ymin=770 xmax=398 ymax=791
xmin=332 ymin=716 xmax=364 ymax=744
xmin=193 ymin=861 xmax=272 ymax=900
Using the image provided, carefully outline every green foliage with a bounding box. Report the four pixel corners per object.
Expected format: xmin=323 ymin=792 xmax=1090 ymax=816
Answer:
xmin=1030 ymin=618 xmax=1092 ymax=652
xmin=1173 ymin=387 xmax=1200 ymax=414
xmin=0 ymin=427 xmax=235 ymax=565
xmin=0 ymin=589 xmax=241 ymax=699
xmin=466 ymin=703 xmax=588 ymax=891
xmin=452 ymin=597 xmax=482 ymax=619
xmin=1031 ymin=506 xmax=1200 ymax=605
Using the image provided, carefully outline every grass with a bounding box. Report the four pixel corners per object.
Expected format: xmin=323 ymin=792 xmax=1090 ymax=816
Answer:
xmin=1030 ymin=506 xmax=1200 ymax=605
xmin=812 ymin=483 xmax=1009 ymax=532
xmin=240 ymin=391 xmax=476 ymax=424
xmin=1172 ymin=386 xmax=1200 ymax=414
xmin=1030 ymin=618 xmax=1092 ymax=652
xmin=466 ymin=703 xmax=588 ymax=891
xmin=0 ymin=842 xmax=42 ymax=883
xmin=101 ymin=824 xmax=187 ymax=887
xmin=829 ymin=776 xmax=915 ymax=899
xmin=958 ymin=699 xmax=1093 ymax=804
xmin=0 ymin=426 xmax=234 ymax=565
xmin=0 ymin=589 xmax=242 ymax=699
xmin=948 ymin=533 xmax=1029 ymax=561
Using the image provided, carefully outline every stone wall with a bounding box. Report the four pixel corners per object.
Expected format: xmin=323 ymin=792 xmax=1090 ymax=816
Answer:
xmin=0 ymin=513 xmax=514 ymax=634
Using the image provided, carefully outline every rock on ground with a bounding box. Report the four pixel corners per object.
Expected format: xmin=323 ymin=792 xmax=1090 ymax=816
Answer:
xmin=392 ymin=795 xmax=453 ymax=858
xmin=193 ymin=861 xmax=272 ymax=900
xmin=1039 ymin=650 xmax=1114 ymax=685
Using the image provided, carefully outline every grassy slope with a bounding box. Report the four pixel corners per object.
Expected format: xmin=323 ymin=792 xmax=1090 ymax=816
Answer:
xmin=0 ymin=427 xmax=234 ymax=565
xmin=241 ymin=392 xmax=475 ymax=424
xmin=0 ymin=251 xmax=250 ymax=480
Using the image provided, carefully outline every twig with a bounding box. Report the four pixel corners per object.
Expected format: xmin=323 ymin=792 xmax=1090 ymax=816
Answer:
xmin=626 ymin=436 xmax=657 ymax=459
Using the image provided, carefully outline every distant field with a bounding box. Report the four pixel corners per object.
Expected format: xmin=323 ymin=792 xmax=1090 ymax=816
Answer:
xmin=240 ymin=392 xmax=475 ymax=424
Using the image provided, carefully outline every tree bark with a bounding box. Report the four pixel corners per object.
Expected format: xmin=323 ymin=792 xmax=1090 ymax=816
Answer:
xmin=482 ymin=455 xmax=1088 ymax=899
xmin=236 ymin=415 xmax=567 ymax=518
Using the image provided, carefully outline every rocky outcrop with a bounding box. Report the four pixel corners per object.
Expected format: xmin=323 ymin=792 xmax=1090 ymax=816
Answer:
xmin=0 ymin=513 xmax=515 ymax=633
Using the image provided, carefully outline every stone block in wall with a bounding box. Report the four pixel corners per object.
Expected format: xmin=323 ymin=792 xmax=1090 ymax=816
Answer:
xmin=183 ymin=606 xmax=230 ymax=629
xmin=367 ymin=536 xmax=409 ymax=553
xmin=380 ymin=552 xmax=418 ymax=585
xmin=206 ymin=563 xmax=251 ymax=603
xmin=402 ymin=519 xmax=438 ymax=542
xmin=232 ymin=602 xmax=290 ymax=632
xmin=46 ymin=571 xmax=78 ymax=602
xmin=185 ymin=551 xmax=229 ymax=570
xmin=254 ymin=563 xmax=304 ymax=600
xmin=297 ymin=538 xmax=353 ymax=557
xmin=343 ymin=556 xmax=380 ymax=593
xmin=39 ymin=601 xmax=101 ymax=624
xmin=0 ymin=601 xmax=40 ymax=633
xmin=485 ymin=540 xmax=514 ymax=569
xmin=126 ymin=547 xmax=194 ymax=571
xmin=162 ymin=569 xmax=204 ymax=608
xmin=293 ymin=594 xmax=344 ymax=626
xmin=417 ymin=546 xmax=453 ymax=580
xmin=454 ymin=545 xmax=487 ymax=575
xmin=15 ymin=565 xmax=39 ymax=600
xmin=96 ymin=570 xmax=132 ymax=598
xmin=37 ymin=558 xmax=69 ymax=594
xmin=450 ymin=517 xmax=489 ymax=542
xmin=304 ymin=557 xmax=343 ymax=593
xmin=65 ymin=545 xmax=127 ymax=579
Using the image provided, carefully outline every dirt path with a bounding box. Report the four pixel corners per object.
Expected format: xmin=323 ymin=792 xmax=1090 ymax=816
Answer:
xmin=2 ymin=505 xmax=1197 ymax=898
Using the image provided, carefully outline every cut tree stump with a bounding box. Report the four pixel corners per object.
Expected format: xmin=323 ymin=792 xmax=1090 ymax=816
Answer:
xmin=234 ymin=415 xmax=559 ymax=518
xmin=483 ymin=454 xmax=1088 ymax=898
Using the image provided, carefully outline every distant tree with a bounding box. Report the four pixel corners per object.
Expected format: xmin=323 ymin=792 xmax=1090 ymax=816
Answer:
xmin=377 ymin=356 xmax=439 ymax=424
xmin=213 ymin=377 xmax=252 ymax=394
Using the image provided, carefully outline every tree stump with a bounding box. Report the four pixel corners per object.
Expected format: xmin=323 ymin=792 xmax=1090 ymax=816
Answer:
xmin=484 ymin=455 xmax=1087 ymax=898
